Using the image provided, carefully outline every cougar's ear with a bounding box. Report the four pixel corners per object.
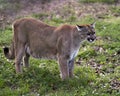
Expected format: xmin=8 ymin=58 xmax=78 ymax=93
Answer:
xmin=91 ymin=22 xmax=96 ymax=28
xmin=76 ymin=25 xmax=84 ymax=31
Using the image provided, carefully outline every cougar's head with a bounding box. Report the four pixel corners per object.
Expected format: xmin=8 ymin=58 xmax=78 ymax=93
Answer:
xmin=76 ymin=23 xmax=96 ymax=42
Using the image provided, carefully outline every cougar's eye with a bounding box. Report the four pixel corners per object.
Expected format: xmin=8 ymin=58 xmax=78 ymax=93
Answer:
xmin=87 ymin=32 xmax=95 ymax=35
xmin=92 ymin=32 xmax=95 ymax=34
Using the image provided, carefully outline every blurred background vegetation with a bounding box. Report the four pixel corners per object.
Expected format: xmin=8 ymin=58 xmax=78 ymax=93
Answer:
xmin=0 ymin=0 xmax=120 ymax=25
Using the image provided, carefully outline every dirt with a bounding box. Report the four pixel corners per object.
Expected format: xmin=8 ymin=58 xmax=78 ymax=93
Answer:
xmin=0 ymin=0 xmax=117 ymax=25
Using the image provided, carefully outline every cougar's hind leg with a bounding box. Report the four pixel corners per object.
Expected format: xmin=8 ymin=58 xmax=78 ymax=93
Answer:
xmin=15 ymin=43 xmax=25 ymax=73
xmin=23 ymin=51 xmax=30 ymax=68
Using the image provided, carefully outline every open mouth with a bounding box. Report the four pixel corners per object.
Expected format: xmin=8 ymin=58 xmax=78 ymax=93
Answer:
xmin=87 ymin=38 xmax=95 ymax=42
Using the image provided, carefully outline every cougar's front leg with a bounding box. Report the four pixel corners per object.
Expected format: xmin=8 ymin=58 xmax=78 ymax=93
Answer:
xmin=58 ymin=55 xmax=69 ymax=80
xmin=68 ymin=59 xmax=74 ymax=77
xmin=23 ymin=52 xmax=30 ymax=67
xmin=57 ymin=36 xmax=71 ymax=80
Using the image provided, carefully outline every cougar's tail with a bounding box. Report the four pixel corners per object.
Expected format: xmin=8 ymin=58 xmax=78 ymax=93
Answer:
xmin=3 ymin=41 xmax=15 ymax=60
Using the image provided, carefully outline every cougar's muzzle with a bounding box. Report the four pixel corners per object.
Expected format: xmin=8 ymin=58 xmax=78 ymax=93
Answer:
xmin=87 ymin=35 xmax=96 ymax=42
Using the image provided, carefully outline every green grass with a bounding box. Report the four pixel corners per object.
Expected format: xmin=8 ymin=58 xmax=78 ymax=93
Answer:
xmin=0 ymin=15 xmax=120 ymax=96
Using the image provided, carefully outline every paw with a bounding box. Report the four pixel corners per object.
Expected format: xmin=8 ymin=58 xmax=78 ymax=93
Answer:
xmin=60 ymin=74 xmax=69 ymax=80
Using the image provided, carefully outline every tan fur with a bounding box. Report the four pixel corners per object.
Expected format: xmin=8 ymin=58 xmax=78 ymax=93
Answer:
xmin=3 ymin=18 xmax=96 ymax=80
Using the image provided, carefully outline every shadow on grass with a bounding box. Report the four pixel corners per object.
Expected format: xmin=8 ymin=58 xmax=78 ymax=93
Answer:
xmin=20 ymin=65 xmax=95 ymax=95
